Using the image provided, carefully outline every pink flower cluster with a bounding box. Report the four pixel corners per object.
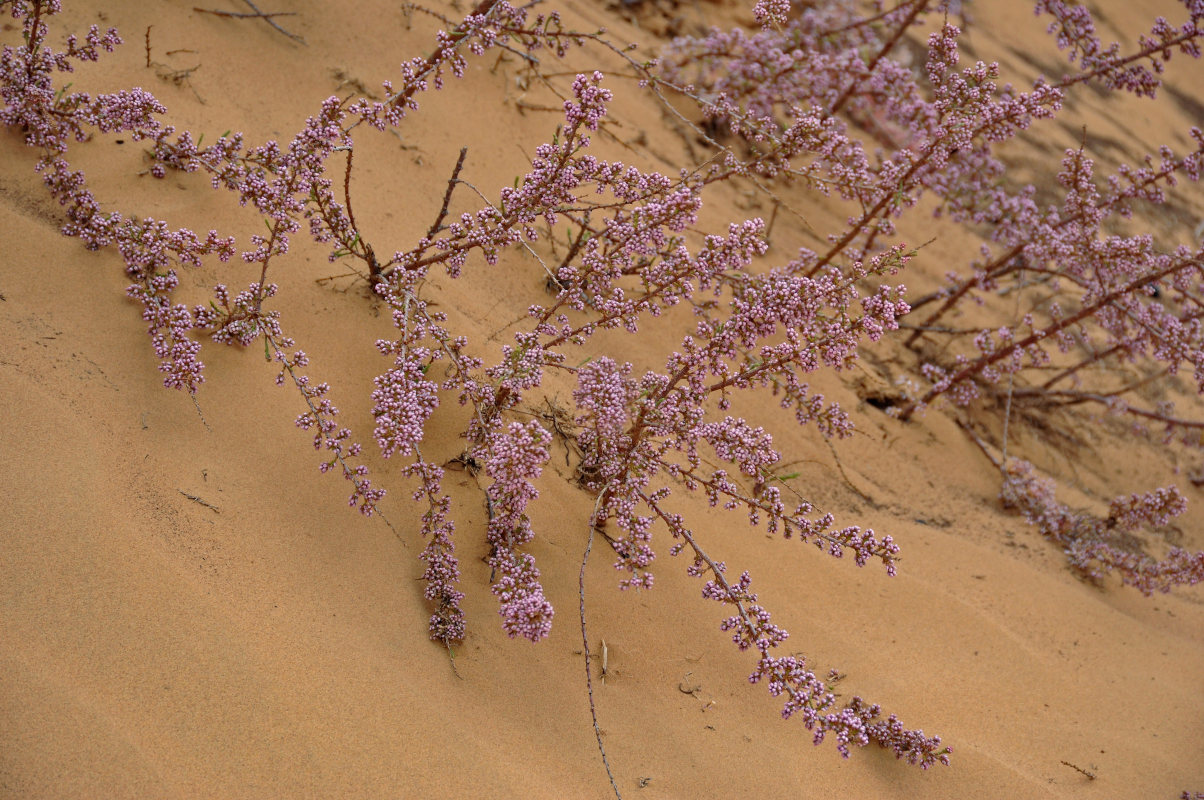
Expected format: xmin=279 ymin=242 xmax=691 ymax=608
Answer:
xmin=1036 ymin=0 xmax=1204 ymax=97
xmin=405 ymin=460 xmax=465 ymax=643
xmin=692 ymin=539 xmax=947 ymax=766
xmin=484 ymin=421 xmax=555 ymax=641
xmin=1002 ymin=460 xmax=1203 ymax=595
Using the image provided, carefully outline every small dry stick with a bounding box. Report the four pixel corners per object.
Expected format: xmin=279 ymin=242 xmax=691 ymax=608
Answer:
xmin=178 ymin=489 xmax=220 ymax=513
xmin=1060 ymin=760 xmax=1097 ymax=780
xmin=144 ymin=25 xmax=152 ymax=68
xmin=513 ymin=99 xmax=563 ymax=114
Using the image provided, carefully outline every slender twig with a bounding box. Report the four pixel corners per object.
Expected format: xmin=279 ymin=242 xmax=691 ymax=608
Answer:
xmin=266 ymin=333 xmax=399 ymax=538
xmin=178 ymin=489 xmax=220 ymax=513
xmin=336 ymin=145 xmax=381 ymax=285
xmin=513 ymin=99 xmax=563 ymax=113
xmin=1059 ymin=760 xmax=1097 ymax=780
xmin=426 ymin=147 xmax=469 ymax=240
xmin=957 ymin=419 xmax=1004 ymax=470
xmin=764 ymin=198 xmax=780 ymax=245
xmin=192 ymin=2 xmax=305 ymax=44
xmin=192 ymin=8 xmax=297 ymax=19
xmin=341 ymin=146 xmax=360 ymax=239
xmin=189 ymin=392 xmax=212 ymax=432
xmin=823 ymin=437 xmax=875 ymax=504
xmin=238 ymin=0 xmax=303 ymax=43
xmin=580 ymin=496 xmax=623 ymax=800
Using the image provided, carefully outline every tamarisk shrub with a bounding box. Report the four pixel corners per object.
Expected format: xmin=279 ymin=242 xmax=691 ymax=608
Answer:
xmin=2 ymin=0 xmax=955 ymax=775
xmin=360 ymin=63 xmax=947 ymax=763
xmin=4 ymin=0 xmax=1187 ymax=784
xmin=661 ymin=0 xmax=1204 ymax=593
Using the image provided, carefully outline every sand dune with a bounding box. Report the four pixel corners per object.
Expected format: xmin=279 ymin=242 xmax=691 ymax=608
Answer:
xmin=2 ymin=0 xmax=1202 ymax=797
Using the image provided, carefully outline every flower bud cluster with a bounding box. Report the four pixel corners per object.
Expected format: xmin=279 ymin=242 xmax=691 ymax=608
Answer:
xmin=1002 ymin=460 xmax=1203 ymax=594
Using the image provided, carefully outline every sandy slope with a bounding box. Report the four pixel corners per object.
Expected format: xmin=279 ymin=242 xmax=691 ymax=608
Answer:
xmin=2 ymin=0 xmax=1202 ymax=797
